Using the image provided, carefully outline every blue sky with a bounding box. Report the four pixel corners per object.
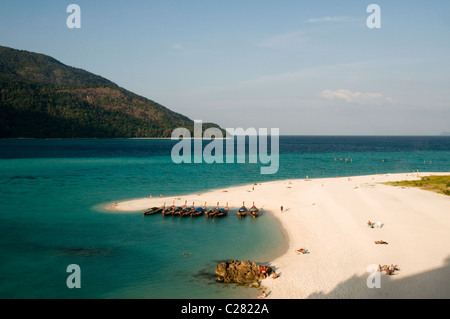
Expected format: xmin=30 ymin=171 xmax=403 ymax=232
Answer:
xmin=1 ymin=0 xmax=450 ymax=135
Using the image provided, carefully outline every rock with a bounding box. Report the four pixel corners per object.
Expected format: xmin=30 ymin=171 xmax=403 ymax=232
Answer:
xmin=249 ymin=281 xmax=260 ymax=288
xmin=215 ymin=260 xmax=272 ymax=286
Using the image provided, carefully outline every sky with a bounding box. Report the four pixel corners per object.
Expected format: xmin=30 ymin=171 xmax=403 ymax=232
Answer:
xmin=1 ymin=0 xmax=450 ymax=135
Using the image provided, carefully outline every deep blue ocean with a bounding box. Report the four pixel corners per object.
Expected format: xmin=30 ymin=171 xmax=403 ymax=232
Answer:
xmin=1 ymin=136 xmax=449 ymax=298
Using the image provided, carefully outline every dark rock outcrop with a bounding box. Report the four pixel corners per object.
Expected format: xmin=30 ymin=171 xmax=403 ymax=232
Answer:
xmin=215 ymin=260 xmax=272 ymax=285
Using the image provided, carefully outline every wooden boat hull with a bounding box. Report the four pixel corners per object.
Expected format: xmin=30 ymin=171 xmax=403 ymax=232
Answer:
xmin=238 ymin=207 xmax=248 ymax=217
xmin=215 ymin=208 xmax=227 ymax=217
xmin=250 ymin=207 xmax=259 ymax=217
xmin=180 ymin=210 xmax=192 ymax=217
xmin=162 ymin=209 xmax=173 ymax=216
xmin=172 ymin=207 xmax=182 ymax=216
xmin=191 ymin=211 xmax=204 ymax=217
xmin=206 ymin=210 xmax=216 ymax=217
xmin=143 ymin=207 xmax=162 ymax=215
xmin=215 ymin=212 xmax=227 ymax=217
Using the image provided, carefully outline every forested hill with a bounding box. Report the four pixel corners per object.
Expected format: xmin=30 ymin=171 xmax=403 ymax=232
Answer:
xmin=0 ymin=45 xmax=222 ymax=138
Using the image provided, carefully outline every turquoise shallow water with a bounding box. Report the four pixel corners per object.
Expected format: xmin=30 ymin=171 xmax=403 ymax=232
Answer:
xmin=0 ymin=137 xmax=449 ymax=298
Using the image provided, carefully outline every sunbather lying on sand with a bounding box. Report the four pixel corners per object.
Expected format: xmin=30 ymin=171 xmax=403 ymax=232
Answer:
xmin=375 ymin=240 xmax=388 ymax=245
xmin=295 ymin=248 xmax=308 ymax=255
xmin=383 ymin=265 xmax=397 ymax=275
xmin=377 ymin=264 xmax=400 ymax=275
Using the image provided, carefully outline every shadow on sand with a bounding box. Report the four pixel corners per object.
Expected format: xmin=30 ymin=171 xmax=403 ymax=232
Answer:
xmin=306 ymin=256 xmax=450 ymax=298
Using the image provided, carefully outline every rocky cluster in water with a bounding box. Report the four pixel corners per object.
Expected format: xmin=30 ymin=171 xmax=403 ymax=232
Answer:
xmin=215 ymin=260 xmax=272 ymax=287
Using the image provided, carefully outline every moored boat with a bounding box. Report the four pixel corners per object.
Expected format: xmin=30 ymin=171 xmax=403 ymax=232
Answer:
xmin=191 ymin=207 xmax=205 ymax=217
xmin=143 ymin=206 xmax=162 ymax=216
xmin=145 ymin=203 xmax=165 ymax=215
xmin=177 ymin=200 xmax=188 ymax=216
xmin=181 ymin=202 xmax=195 ymax=217
xmin=238 ymin=201 xmax=248 ymax=217
xmin=192 ymin=201 xmax=206 ymax=217
xmin=206 ymin=209 xmax=216 ymax=217
xmin=215 ymin=207 xmax=227 ymax=217
xmin=250 ymin=202 xmax=259 ymax=217
xmin=180 ymin=208 xmax=191 ymax=217
xmin=206 ymin=202 xmax=219 ymax=217
xmin=172 ymin=206 xmax=183 ymax=216
xmin=162 ymin=201 xmax=174 ymax=216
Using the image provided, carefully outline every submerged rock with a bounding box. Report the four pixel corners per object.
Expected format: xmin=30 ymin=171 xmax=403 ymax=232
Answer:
xmin=215 ymin=260 xmax=272 ymax=285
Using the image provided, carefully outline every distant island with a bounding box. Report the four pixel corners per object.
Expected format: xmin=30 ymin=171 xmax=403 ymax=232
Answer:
xmin=0 ymin=45 xmax=223 ymax=138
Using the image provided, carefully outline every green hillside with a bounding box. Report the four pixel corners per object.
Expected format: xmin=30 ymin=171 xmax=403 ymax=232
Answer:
xmin=0 ymin=45 xmax=222 ymax=138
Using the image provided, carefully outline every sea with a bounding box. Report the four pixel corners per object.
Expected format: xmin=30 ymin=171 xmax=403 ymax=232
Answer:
xmin=1 ymin=136 xmax=449 ymax=299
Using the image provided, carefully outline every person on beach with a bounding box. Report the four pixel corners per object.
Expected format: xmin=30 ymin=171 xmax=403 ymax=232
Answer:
xmin=260 ymin=267 xmax=268 ymax=278
xmin=258 ymin=291 xmax=267 ymax=299
xmin=383 ymin=265 xmax=397 ymax=276
xmin=150 ymin=194 xmax=152 ymax=198
xmin=280 ymin=205 xmax=283 ymax=213
xmin=295 ymin=248 xmax=308 ymax=255
xmin=378 ymin=264 xmax=399 ymax=275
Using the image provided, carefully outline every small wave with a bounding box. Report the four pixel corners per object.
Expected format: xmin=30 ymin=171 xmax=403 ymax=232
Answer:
xmin=9 ymin=176 xmax=37 ymax=180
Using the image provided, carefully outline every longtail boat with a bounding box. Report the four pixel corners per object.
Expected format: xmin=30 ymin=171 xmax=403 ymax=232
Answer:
xmin=172 ymin=206 xmax=183 ymax=216
xmin=176 ymin=200 xmax=188 ymax=216
xmin=181 ymin=202 xmax=195 ymax=217
xmin=143 ymin=205 xmax=163 ymax=216
xmin=250 ymin=202 xmax=259 ymax=217
xmin=192 ymin=202 xmax=206 ymax=217
xmin=162 ymin=202 xmax=174 ymax=216
xmin=215 ymin=207 xmax=227 ymax=217
xmin=206 ymin=209 xmax=216 ymax=217
xmin=238 ymin=201 xmax=248 ymax=217
xmin=180 ymin=208 xmax=191 ymax=217
xmin=206 ymin=202 xmax=219 ymax=217
xmin=152 ymin=203 xmax=165 ymax=215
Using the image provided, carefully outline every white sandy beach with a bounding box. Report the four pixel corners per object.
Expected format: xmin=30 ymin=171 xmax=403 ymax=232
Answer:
xmin=110 ymin=172 xmax=450 ymax=299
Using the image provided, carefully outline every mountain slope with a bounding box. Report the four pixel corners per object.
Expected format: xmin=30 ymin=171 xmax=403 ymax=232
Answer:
xmin=0 ymin=45 xmax=221 ymax=138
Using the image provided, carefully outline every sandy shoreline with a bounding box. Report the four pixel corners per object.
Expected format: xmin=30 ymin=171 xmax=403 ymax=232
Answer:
xmin=109 ymin=172 xmax=450 ymax=298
